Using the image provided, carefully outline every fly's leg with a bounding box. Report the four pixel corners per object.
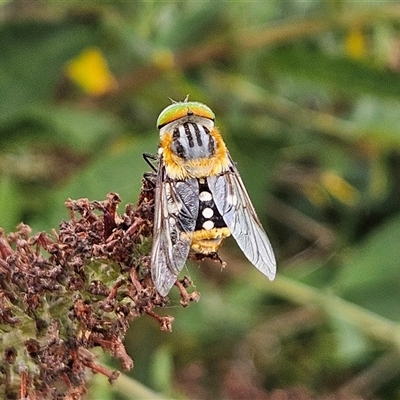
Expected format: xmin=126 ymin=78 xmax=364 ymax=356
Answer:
xmin=143 ymin=153 xmax=157 ymax=172
xmin=142 ymin=153 xmax=157 ymax=186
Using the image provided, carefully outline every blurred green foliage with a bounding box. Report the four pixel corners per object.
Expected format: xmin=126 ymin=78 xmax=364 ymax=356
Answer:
xmin=2 ymin=0 xmax=400 ymax=399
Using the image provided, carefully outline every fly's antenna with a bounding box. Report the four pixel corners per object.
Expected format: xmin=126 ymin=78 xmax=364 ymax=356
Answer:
xmin=168 ymin=95 xmax=189 ymax=104
xmin=184 ymin=94 xmax=191 ymax=114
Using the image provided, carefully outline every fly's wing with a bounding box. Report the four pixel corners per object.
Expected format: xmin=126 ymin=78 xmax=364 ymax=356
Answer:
xmin=151 ymin=163 xmax=199 ymax=296
xmin=207 ymin=158 xmax=276 ymax=280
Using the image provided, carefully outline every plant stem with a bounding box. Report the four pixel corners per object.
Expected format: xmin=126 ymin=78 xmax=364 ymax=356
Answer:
xmin=256 ymin=273 xmax=400 ymax=350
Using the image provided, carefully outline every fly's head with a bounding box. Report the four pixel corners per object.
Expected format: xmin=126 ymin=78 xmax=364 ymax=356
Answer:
xmin=157 ymin=101 xmax=215 ymax=138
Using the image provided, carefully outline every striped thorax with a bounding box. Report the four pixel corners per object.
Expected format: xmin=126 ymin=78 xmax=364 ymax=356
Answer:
xmin=158 ymin=102 xmax=230 ymax=180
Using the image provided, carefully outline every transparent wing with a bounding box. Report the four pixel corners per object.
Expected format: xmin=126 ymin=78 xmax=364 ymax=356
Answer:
xmin=151 ymin=163 xmax=199 ymax=296
xmin=207 ymin=157 xmax=276 ymax=280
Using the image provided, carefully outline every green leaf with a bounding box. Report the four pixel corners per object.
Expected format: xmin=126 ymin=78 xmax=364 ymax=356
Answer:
xmin=29 ymin=105 xmax=125 ymax=152
xmin=157 ymin=2 xmax=225 ymax=50
xmin=329 ymin=315 xmax=369 ymax=364
xmin=350 ymin=96 xmax=400 ymax=148
xmin=150 ymin=345 xmax=173 ymax=394
xmin=267 ymin=45 xmax=400 ymax=99
xmin=333 ymin=214 xmax=400 ymax=320
xmin=0 ymin=20 xmax=99 ymax=123
xmin=0 ymin=175 xmax=22 ymax=232
xmin=31 ymin=134 xmax=155 ymax=231
xmin=335 ymin=214 xmax=400 ymax=290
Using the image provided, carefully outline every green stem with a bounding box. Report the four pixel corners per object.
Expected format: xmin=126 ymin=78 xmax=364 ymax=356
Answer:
xmin=112 ymin=372 xmax=173 ymax=400
xmin=257 ymin=273 xmax=400 ymax=350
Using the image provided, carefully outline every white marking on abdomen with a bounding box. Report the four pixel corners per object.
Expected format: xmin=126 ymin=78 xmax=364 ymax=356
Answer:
xmin=202 ymin=220 xmax=214 ymax=230
xmin=202 ymin=207 xmax=214 ymax=219
xmin=199 ymin=191 xmax=212 ymax=202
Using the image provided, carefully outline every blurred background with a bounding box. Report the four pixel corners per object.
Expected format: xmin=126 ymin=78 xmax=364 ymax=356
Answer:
xmin=2 ymin=1 xmax=400 ymax=399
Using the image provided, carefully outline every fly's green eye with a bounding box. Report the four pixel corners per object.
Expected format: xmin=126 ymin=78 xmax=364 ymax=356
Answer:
xmin=157 ymin=101 xmax=215 ymax=129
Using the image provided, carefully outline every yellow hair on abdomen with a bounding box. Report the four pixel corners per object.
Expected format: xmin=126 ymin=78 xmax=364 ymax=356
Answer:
xmin=190 ymin=227 xmax=231 ymax=254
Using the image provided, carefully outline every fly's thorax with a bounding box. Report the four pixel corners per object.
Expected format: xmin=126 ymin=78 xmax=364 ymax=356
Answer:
xmin=159 ymin=114 xmax=215 ymax=160
xmin=159 ymin=124 xmax=230 ymax=180
xmin=170 ymin=122 xmax=215 ymax=160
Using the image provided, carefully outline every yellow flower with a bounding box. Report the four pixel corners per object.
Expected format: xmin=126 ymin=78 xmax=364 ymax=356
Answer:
xmin=321 ymin=171 xmax=359 ymax=205
xmin=345 ymin=28 xmax=367 ymax=59
xmin=66 ymin=47 xmax=116 ymax=96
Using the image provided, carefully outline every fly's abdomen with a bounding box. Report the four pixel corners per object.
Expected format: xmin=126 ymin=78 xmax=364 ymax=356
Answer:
xmin=195 ymin=180 xmax=225 ymax=231
xmin=191 ymin=179 xmax=231 ymax=254
xmin=171 ymin=122 xmax=215 ymax=160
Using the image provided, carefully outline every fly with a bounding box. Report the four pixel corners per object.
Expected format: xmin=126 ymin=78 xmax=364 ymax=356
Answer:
xmin=148 ymin=99 xmax=276 ymax=296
